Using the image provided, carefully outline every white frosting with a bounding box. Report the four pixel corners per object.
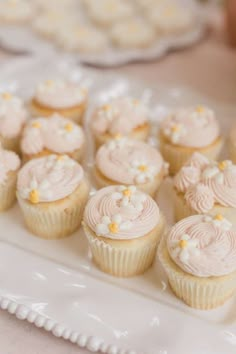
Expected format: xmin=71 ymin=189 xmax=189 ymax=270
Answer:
xmin=0 ymin=0 xmax=35 ymax=22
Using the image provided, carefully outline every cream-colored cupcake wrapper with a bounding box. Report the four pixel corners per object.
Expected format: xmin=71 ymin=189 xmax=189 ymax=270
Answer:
xmin=0 ymin=172 xmax=17 ymax=212
xmin=159 ymin=136 xmax=223 ymax=175
xmin=17 ymin=181 xmax=90 ymax=240
xmin=158 ymin=237 xmax=236 ymax=309
xmin=83 ymin=222 xmax=163 ymax=277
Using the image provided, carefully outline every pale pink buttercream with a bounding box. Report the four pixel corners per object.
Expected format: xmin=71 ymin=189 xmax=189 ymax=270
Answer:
xmin=84 ymin=185 xmax=160 ymax=240
xmin=91 ymin=97 xmax=149 ymax=136
xmin=17 ymin=154 xmax=84 ymax=202
xmin=167 ymin=214 xmax=236 ymax=277
xmin=175 ymin=153 xmax=236 ymax=213
xmin=21 ymin=114 xmax=85 ymax=155
xmin=0 ymin=93 xmax=27 ymax=138
xmin=34 ymin=79 xmax=87 ymax=109
xmin=96 ymin=138 xmax=164 ymax=184
xmin=161 ymin=105 xmax=220 ymax=148
xmin=0 ymin=148 xmax=20 ymax=185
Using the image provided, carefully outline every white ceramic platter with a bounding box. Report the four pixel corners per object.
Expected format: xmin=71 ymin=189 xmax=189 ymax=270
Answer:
xmin=0 ymin=57 xmax=235 ymax=354
xmin=0 ymin=1 xmax=206 ymax=67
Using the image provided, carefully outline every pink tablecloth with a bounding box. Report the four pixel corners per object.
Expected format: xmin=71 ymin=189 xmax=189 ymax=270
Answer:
xmin=0 ymin=10 xmax=236 ymax=354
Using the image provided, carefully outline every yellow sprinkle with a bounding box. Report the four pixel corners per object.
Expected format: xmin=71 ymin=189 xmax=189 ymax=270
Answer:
xmin=171 ymin=125 xmax=180 ymax=133
xmin=109 ymin=222 xmax=118 ymax=234
xmin=218 ymin=161 xmax=228 ymax=171
xmin=114 ymin=133 xmax=122 ymax=140
xmin=196 ymin=106 xmax=205 ymax=114
xmin=133 ymin=99 xmax=140 ymax=106
xmin=123 ymin=189 xmax=132 ymax=198
xmin=56 ymin=155 xmax=64 ymax=161
xmin=45 ymin=80 xmax=54 ymax=87
xmin=103 ymin=104 xmax=111 ymax=112
xmin=179 ymin=239 xmax=188 ymax=249
xmin=64 ymin=123 xmax=73 ymax=132
xmin=29 ymin=189 xmax=39 ymax=204
xmin=2 ymin=92 xmax=12 ymax=100
xmin=214 ymin=214 xmax=224 ymax=221
xmin=32 ymin=122 xmax=41 ymax=129
xmin=138 ymin=164 xmax=148 ymax=172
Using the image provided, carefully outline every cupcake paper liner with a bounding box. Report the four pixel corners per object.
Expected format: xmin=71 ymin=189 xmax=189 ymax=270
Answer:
xmin=0 ymin=172 xmax=17 ymax=211
xmin=158 ymin=237 xmax=236 ymax=309
xmin=83 ymin=216 xmax=165 ymax=277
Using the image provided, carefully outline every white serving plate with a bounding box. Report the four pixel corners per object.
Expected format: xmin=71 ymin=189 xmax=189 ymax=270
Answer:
xmin=0 ymin=0 xmax=206 ymax=67
xmin=0 ymin=57 xmax=235 ymax=354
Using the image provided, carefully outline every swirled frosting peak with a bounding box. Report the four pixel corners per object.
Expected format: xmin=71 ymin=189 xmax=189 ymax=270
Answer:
xmin=174 ymin=153 xmax=236 ymax=213
xmin=167 ymin=214 xmax=236 ymax=277
xmin=96 ymin=138 xmax=165 ymax=184
xmin=91 ymin=97 xmax=149 ymax=136
xmin=0 ymin=92 xmax=27 ymax=138
xmin=34 ymin=79 xmax=87 ymax=109
xmin=21 ymin=114 xmax=85 ymax=155
xmin=0 ymin=147 xmax=20 ymax=185
xmin=83 ymin=185 xmax=160 ymax=240
xmin=161 ymin=105 xmax=220 ymax=147
xmin=17 ymin=154 xmax=84 ymax=203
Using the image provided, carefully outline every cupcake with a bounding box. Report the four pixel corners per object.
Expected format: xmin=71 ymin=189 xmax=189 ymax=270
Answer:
xmin=17 ymin=154 xmax=90 ymax=239
xmin=229 ymin=124 xmax=236 ymax=163
xmin=86 ymin=0 xmax=133 ymax=27
xmin=111 ymin=18 xmax=156 ymax=49
xmin=83 ymin=185 xmax=165 ymax=277
xmin=56 ymin=24 xmax=108 ymax=53
xmin=21 ymin=114 xmax=85 ymax=163
xmin=91 ymin=97 xmax=150 ymax=147
xmin=159 ymin=105 xmax=223 ymax=175
xmin=0 ymin=0 xmax=35 ymax=24
xmin=94 ymin=137 xmax=168 ymax=197
xmin=159 ymin=214 xmax=236 ymax=309
xmin=30 ymin=79 xmax=88 ymax=124
xmin=0 ymin=146 xmax=20 ymax=211
xmin=0 ymin=92 xmax=27 ymax=153
xmin=173 ymin=152 xmax=236 ymax=226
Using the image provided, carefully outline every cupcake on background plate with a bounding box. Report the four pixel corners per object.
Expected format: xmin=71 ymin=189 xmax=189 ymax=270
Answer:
xmin=91 ymin=97 xmax=150 ymax=147
xmin=159 ymin=105 xmax=223 ymax=175
xmin=173 ymin=152 xmax=236 ymax=226
xmin=30 ymin=79 xmax=88 ymax=124
xmin=0 ymin=146 xmax=20 ymax=211
xmin=83 ymin=185 xmax=165 ymax=277
xmin=21 ymin=114 xmax=85 ymax=163
xmin=94 ymin=137 xmax=168 ymax=197
xmin=0 ymin=92 xmax=27 ymax=153
xmin=159 ymin=214 xmax=236 ymax=309
xmin=17 ymin=154 xmax=90 ymax=239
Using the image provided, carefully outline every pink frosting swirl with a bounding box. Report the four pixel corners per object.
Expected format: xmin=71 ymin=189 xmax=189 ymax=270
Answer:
xmin=91 ymin=97 xmax=149 ymax=136
xmin=161 ymin=106 xmax=220 ymax=147
xmin=0 ymin=148 xmax=20 ymax=185
xmin=84 ymin=185 xmax=160 ymax=240
xmin=21 ymin=114 xmax=85 ymax=155
xmin=34 ymin=79 xmax=87 ymax=109
xmin=17 ymin=154 xmax=84 ymax=203
xmin=174 ymin=166 xmax=200 ymax=193
xmin=0 ymin=93 xmax=27 ymax=138
xmin=167 ymin=215 xmax=236 ymax=277
xmin=185 ymin=184 xmax=215 ymax=213
xmin=96 ymin=138 xmax=164 ymax=184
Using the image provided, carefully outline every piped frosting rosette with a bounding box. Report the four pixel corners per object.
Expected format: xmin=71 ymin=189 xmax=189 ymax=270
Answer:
xmin=35 ymin=79 xmax=87 ymax=109
xmin=0 ymin=92 xmax=27 ymax=139
xmin=96 ymin=138 xmax=165 ymax=184
xmin=0 ymin=147 xmax=20 ymax=185
xmin=161 ymin=105 xmax=220 ymax=148
xmin=21 ymin=114 xmax=85 ymax=155
xmin=84 ymin=185 xmax=160 ymax=240
xmin=17 ymin=154 xmax=84 ymax=203
xmin=92 ymin=97 xmax=149 ymax=136
xmin=174 ymin=153 xmax=236 ymax=214
xmin=167 ymin=214 xmax=236 ymax=277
